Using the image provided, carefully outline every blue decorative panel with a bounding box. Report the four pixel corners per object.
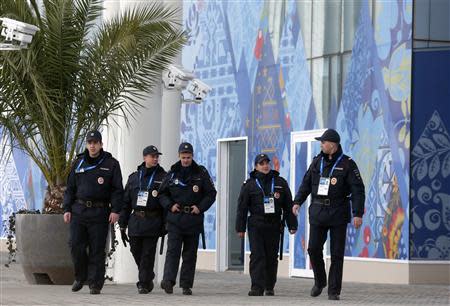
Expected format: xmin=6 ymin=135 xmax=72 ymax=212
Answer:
xmin=338 ymin=0 xmax=411 ymax=259
xmin=410 ymin=50 xmax=450 ymax=260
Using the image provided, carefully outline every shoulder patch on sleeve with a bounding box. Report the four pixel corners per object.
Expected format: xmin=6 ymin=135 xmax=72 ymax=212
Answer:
xmin=353 ymin=168 xmax=362 ymax=180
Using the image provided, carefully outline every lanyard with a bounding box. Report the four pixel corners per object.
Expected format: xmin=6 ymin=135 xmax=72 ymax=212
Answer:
xmin=75 ymin=157 xmax=105 ymax=173
xmin=170 ymin=173 xmax=188 ymax=187
xmin=255 ymin=177 xmax=274 ymax=197
xmin=320 ymin=153 xmax=344 ymax=177
xmin=139 ymin=169 xmax=156 ymax=191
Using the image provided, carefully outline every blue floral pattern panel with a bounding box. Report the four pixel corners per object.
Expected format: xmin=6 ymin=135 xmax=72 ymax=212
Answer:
xmin=411 ymin=50 xmax=450 ymax=260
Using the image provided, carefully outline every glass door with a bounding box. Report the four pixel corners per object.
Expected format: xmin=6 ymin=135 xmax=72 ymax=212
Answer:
xmin=289 ymin=129 xmax=325 ymax=278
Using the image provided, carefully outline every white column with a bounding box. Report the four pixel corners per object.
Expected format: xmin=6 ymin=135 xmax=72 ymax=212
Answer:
xmin=103 ymin=0 xmax=165 ymax=284
xmin=154 ymin=0 xmax=183 ymax=285
xmin=155 ymin=80 xmax=182 ymax=285
xmin=104 ymin=0 xmax=184 ymax=285
xmin=112 ymin=82 xmax=163 ymax=284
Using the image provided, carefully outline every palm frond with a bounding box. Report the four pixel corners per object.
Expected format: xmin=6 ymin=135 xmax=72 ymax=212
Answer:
xmin=0 ymin=0 xmax=186 ymax=194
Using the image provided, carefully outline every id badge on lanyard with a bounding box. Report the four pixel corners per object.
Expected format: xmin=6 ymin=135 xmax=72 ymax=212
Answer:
xmin=136 ymin=170 xmax=155 ymax=207
xmin=264 ymin=196 xmax=275 ymax=214
xmin=256 ymin=178 xmax=275 ymax=214
xmin=317 ymin=177 xmax=330 ymax=196
xmin=318 ymin=154 xmax=344 ymax=196
xmin=137 ymin=191 xmax=149 ymax=206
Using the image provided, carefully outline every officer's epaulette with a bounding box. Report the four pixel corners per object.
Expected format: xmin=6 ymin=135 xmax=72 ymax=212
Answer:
xmin=242 ymin=179 xmax=250 ymax=185
xmin=341 ymin=155 xmax=352 ymax=162
xmin=76 ymin=152 xmax=84 ymax=158
xmin=198 ymin=165 xmax=208 ymax=173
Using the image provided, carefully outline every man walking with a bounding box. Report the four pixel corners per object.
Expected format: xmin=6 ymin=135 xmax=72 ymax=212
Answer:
xmin=63 ymin=130 xmax=123 ymax=294
xmin=293 ymin=129 xmax=365 ymax=301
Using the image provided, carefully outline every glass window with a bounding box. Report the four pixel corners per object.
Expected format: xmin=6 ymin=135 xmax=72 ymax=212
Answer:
xmin=308 ymin=59 xmax=312 ymax=75
xmin=413 ymin=40 xmax=428 ymax=49
xmin=343 ymin=0 xmax=363 ymax=51
xmin=331 ymin=55 xmax=341 ymax=109
xmin=429 ymin=0 xmax=450 ymax=41
xmin=297 ymin=0 xmax=312 ymax=59
xmin=312 ymin=57 xmax=330 ymax=127
xmin=428 ymin=41 xmax=450 ymax=48
xmin=312 ymin=0 xmax=341 ymax=57
xmin=342 ymin=52 xmax=352 ymax=90
xmin=414 ymin=0 xmax=430 ymax=40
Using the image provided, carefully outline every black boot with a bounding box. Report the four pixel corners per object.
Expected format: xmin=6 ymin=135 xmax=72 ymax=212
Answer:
xmin=160 ymin=280 xmax=173 ymax=294
xmin=328 ymin=294 xmax=340 ymax=300
xmin=182 ymin=288 xmax=192 ymax=295
xmin=71 ymin=280 xmax=84 ymax=292
xmin=89 ymin=287 xmax=101 ymax=295
xmin=265 ymin=289 xmax=274 ymax=296
xmin=138 ymin=285 xmax=149 ymax=294
xmin=310 ymin=285 xmax=324 ymax=297
xmin=248 ymin=288 xmax=264 ymax=296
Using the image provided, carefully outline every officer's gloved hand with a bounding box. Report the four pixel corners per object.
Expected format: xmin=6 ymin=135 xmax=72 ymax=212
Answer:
xmin=120 ymin=228 xmax=130 ymax=247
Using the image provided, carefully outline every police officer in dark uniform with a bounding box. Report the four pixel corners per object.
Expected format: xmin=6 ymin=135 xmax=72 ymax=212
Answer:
xmin=292 ymin=129 xmax=365 ymax=301
xmin=236 ymin=153 xmax=298 ymax=296
xmin=159 ymin=142 xmax=217 ymax=295
xmin=63 ymin=130 xmax=124 ymax=294
xmin=118 ymin=145 xmax=166 ymax=294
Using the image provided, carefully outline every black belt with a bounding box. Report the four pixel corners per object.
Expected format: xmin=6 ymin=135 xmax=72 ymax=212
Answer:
xmin=312 ymin=198 xmax=344 ymax=207
xmin=181 ymin=205 xmax=192 ymax=213
xmin=76 ymin=199 xmax=108 ymax=208
xmin=251 ymin=214 xmax=281 ymax=224
xmin=132 ymin=209 xmax=162 ymax=218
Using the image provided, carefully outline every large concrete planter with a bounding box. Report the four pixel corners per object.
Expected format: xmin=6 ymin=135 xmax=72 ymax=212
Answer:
xmin=15 ymin=214 xmax=73 ymax=285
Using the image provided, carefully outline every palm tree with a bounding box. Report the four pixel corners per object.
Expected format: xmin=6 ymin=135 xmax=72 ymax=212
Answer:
xmin=0 ymin=0 xmax=185 ymax=213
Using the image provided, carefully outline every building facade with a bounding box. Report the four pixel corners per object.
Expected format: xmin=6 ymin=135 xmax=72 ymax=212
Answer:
xmin=0 ymin=0 xmax=448 ymax=284
xmin=179 ymin=0 xmax=449 ymax=284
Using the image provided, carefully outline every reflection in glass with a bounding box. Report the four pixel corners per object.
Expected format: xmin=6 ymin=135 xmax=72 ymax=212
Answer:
xmin=312 ymin=57 xmax=330 ymax=127
xmin=312 ymin=0 xmax=340 ymax=57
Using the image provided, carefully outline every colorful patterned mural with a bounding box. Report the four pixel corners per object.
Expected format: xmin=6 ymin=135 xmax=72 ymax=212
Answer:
xmin=0 ymin=132 xmax=46 ymax=237
xmin=181 ymin=0 xmax=413 ymax=259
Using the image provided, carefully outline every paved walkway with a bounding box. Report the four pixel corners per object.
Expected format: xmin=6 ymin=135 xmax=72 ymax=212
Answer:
xmin=1 ymin=252 xmax=449 ymax=305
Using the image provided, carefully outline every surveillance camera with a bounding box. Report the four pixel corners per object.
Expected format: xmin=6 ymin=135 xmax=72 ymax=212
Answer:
xmin=0 ymin=18 xmax=39 ymax=50
xmin=187 ymin=79 xmax=212 ymax=102
xmin=162 ymin=65 xmax=195 ymax=90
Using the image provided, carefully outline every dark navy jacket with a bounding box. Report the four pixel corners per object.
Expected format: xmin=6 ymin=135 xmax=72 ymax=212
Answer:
xmin=63 ymin=149 xmax=124 ymax=222
xmin=294 ymin=145 xmax=365 ymax=225
xmin=236 ymin=170 xmax=298 ymax=232
xmin=158 ymin=160 xmax=217 ymax=234
xmin=119 ymin=163 xmax=166 ymax=237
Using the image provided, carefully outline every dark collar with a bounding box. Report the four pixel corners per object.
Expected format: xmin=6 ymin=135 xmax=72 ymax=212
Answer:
xmin=250 ymin=169 xmax=279 ymax=180
xmin=171 ymin=160 xmax=201 ymax=173
xmin=321 ymin=145 xmax=343 ymax=162
xmin=137 ymin=163 xmax=165 ymax=176
xmin=83 ymin=149 xmax=105 ymax=164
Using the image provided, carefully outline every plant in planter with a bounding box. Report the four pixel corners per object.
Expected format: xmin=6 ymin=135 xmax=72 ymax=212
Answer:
xmin=0 ymin=0 xmax=185 ymax=284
